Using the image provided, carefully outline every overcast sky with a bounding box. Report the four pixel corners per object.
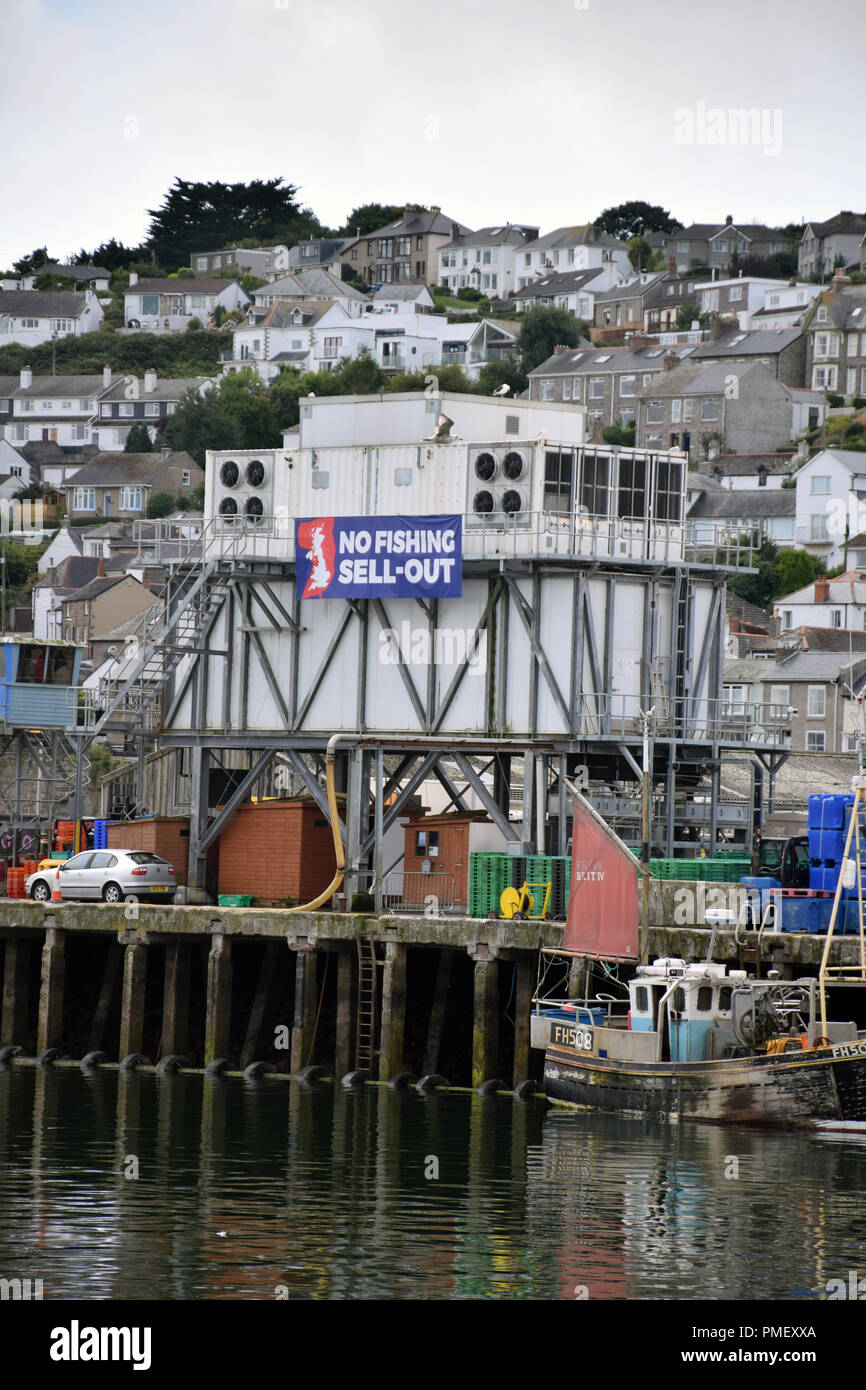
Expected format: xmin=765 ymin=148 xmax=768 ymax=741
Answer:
xmin=2 ymin=0 xmax=863 ymax=267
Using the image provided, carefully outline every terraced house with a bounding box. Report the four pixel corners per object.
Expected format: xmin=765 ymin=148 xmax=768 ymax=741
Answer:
xmin=528 ymin=342 xmax=698 ymax=432
xmin=799 ymin=213 xmax=866 ymax=280
xmin=437 ymin=223 xmax=538 ymax=298
xmin=801 ymin=274 xmax=866 ymax=400
xmin=340 ymin=207 xmax=471 ymax=287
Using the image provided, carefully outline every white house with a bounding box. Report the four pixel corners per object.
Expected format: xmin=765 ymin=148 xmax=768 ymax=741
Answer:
xmin=190 ymin=245 xmax=290 ymax=279
xmin=799 ymin=213 xmax=866 ymax=280
xmin=0 ymin=290 xmax=103 ymax=347
xmin=512 ymin=266 xmax=616 ymax=319
xmin=369 ymin=286 xmax=435 ymax=313
xmin=516 ymin=226 xmax=632 ymax=289
xmin=252 ymin=268 xmax=369 ymax=317
xmin=123 ymin=275 xmax=249 ymax=332
xmin=3 ymin=367 xmax=106 ymax=452
xmin=437 ymin=224 xmax=539 ymax=298
xmin=775 ymin=573 xmax=866 ymax=632
xmin=37 ymin=525 xmax=86 ymax=575
xmin=750 ymin=281 xmax=821 ymax=330
xmin=794 ymin=448 xmax=866 ymax=565
xmin=694 ymin=277 xmax=796 ymax=325
xmin=225 ymin=301 xmax=365 ymax=381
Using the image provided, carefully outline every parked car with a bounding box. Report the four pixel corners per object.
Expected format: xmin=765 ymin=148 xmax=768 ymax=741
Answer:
xmin=26 ymin=850 xmax=177 ymax=904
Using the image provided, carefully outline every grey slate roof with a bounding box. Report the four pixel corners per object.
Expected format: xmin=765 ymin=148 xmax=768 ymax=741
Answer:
xmin=59 ymin=574 xmax=127 ymax=605
xmin=774 ymin=651 xmax=866 ymax=681
xmin=124 ymin=279 xmax=229 ymax=295
xmin=358 ymin=209 xmax=472 ymax=241
xmin=15 ymin=375 xmax=105 ymax=398
xmin=439 ymin=224 xmax=538 ymax=251
xmin=806 ymin=288 xmax=866 ymax=332
xmin=531 ymin=342 xmax=696 ymax=378
xmin=60 ymin=450 xmax=201 ymax=488
xmin=641 ymin=358 xmax=770 ymax=397
xmin=592 ymin=274 xmax=667 ymax=304
xmin=101 ymin=376 xmax=211 ymax=403
xmin=711 ymin=452 xmax=797 ymax=476
xmin=0 ymin=292 xmax=90 ymax=318
xmin=521 ymin=225 xmax=628 ymax=253
xmin=688 ymin=488 xmax=795 ymax=519
xmin=513 ymin=268 xmax=606 ymax=301
xmin=38 ymin=263 xmax=109 ymax=282
xmin=691 ymin=328 xmax=803 ymax=359
xmin=806 ymin=212 xmax=866 ymax=239
xmin=726 ymin=591 xmax=773 ymax=627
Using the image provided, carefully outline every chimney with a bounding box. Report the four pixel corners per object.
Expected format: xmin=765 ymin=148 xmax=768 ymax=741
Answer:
xmin=553 ymin=343 xmax=569 ymax=355
xmin=710 ymin=316 xmax=726 ymax=340
xmin=729 ymin=616 xmax=740 ymax=634
xmin=814 ymin=576 xmax=830 ymax=603
xmin=161 ymin=445 xmax=172 ymax=458
xmin=629 ymin=334 xmax=654 ymax=352
xmin=20 ymin=365 xmax=32 ymax=389
xmin=590 ymin=419 xmax=605 ymax=444
xmin=725 ymin=213 xmax=733 ymax=225
xmin=129 ymin=271 xmax=138 ymax=286
xmin=451 ymin=223 xmax=461 ymax=241
xmin=831 ymin=269 xmax=851 ymax=294
xmin=102 ymin=364 xmax=112 ymax=388
xmin=430 ymin=205 xmax=440 ymax=214
xmin=144 ymin=368 xmax=157 ymax=393
xmin=667 ymin=256 xmax=677 ymax=276
xmin=663 ymin=351 xmax=680 ymax=370
xmin=97 ymin=556 xmax=106 ymax=578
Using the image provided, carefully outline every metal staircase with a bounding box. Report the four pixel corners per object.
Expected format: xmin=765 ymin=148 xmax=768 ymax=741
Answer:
xmin=90 ymin=519 xmax=253 ymax=735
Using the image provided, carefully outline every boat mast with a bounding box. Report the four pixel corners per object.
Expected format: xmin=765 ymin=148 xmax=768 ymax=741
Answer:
xmin=818 ymin=773 xmax=866 ymax=1034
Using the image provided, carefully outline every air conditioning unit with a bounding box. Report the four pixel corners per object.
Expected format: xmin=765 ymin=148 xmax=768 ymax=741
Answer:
xmin=467 ymin=446 xmax=532 ymax=525
xmin=213 ymin=453 xmax=273 ymax=526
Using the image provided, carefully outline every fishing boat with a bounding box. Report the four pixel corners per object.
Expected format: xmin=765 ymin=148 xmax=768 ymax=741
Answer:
xmin=532 ymin=782 xmax=866 ymax=1129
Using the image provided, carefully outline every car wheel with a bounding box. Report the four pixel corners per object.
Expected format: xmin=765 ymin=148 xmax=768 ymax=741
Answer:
xmin=31 ymin=880 xmax=51 ymax=902
xmin=103 ymin=882 xmax=123 ymax=904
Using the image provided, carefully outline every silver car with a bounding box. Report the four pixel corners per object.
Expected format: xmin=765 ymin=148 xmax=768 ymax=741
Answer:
xmin=26 ymin=850 xmax=177 ymax=904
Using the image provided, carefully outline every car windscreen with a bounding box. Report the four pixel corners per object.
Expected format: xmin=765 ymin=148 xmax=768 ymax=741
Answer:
xmin=127 ymin=852 xmax=167 ymax=865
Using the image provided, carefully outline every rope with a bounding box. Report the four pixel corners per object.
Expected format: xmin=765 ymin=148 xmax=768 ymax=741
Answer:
xmin=305 ymin=952 xmax=330 ymax=1066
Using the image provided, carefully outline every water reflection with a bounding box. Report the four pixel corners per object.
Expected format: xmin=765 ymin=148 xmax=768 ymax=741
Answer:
xmin=0 ymin=1066 xmax=864 ymax=1300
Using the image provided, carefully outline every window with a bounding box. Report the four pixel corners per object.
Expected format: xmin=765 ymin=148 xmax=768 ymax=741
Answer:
xmin=119 ymin=403 xmax=134 ymax=417
xmin=655 ymin=458 xmax=683 ymax=521
xmin=696 ymin=986 xmax=713 ymax=1012
xmin=807 ymin=685 xmax=826 ymax=718
xmin=544 ymin=450 xmax=574 ymax=513
xmin=683 ymin=399 xmax=693 ymax=422
xmin=617 ymin=455 xmax=646 ymax=520
xmin=807 ymin=730 xmax=826 ymax=752
xmin=182 ymin=470 xmax=191 ymax=486
xmin=539 ymin=379 xmax=555 ymax=401
xmin=634 ymin=986 xmax=649 ymax=1013
xmin=810 ymin=475 xmax=831 ymax=494
xmin=729 ymin=286 xmax=743 ymax=302
xmin=580 ymin=451 xmax=609 ymax=517
xmin=20 ymin=318 xmax=39 ymax=328
xmin=724 ymin=683 xmax=748 ymax=712
xmin=810 ymin=513 xmax=829 ymax=541
xmin=619 ymin=375 xmax=635 ymax=397
xmin=73 ymin=487 xmax=95 ymax=510
xmin=812 ymin=365 xmax=837 ymax=390
xmin=145 ymin=402 xmax=160 ymax=416
xmin=701 ymin=398 xmax=718 ymax=420
xmin=322 ymin=337 xmax=342 ymax=358
xmin=769 ymin=684 xmax=789 ymax=708
xmin=646 ymin=401 xmax=663 ymax=424
xmin=427 ymin=831 xmax=439 ymax=857
xmin=21 ymin=399 xmax=34 ymax=412
xmin=196 ymin=257 xmax=208 ymax=271
xmin=140 ymin=294 xmax=159 ymax=316
xmin=814 ymin=332 xmax=839 ymax=359
xmin=589 ymin=377 xmax=605 ymax=399
xmin=120 ymin=486 xmax=143 ymax=511
xmin=780 ymin=610 xmax=792 ymax=630
xmin=671 ymin=399 xmax=682 ymax=422
xmin=562 ymin=379 xmax=572 ymax=400
xmin=620 ymin=408 xmax=635 ymax=426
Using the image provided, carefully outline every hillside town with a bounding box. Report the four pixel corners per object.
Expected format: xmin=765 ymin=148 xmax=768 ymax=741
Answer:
xmin=3 ymin=199 xmax=866 ymax=773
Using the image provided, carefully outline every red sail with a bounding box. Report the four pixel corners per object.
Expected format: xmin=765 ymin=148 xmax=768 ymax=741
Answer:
xmin=564 ymin=795 xmax=639 ymax=958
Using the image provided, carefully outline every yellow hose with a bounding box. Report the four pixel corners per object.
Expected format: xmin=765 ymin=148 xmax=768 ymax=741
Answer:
xmin=285 ymin=738 xmax=346 ymax=913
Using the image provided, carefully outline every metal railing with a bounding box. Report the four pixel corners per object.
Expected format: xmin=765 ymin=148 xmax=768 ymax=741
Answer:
xmin=174 ymin=510 xmax=756 ymax=570
xmin=382 ymin=871 xmax=457 ymax=914
xmin=573 ymin=695 xmax=790 ymax=745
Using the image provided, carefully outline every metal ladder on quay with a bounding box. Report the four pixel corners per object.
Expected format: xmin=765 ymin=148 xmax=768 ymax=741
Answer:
xmin=355 ymin=935 xmax=382 ymax=1075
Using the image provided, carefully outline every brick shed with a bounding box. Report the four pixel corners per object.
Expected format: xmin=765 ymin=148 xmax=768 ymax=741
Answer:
xmin=106 ymin=817 xmax=191 ymax=884
xmin=217 ymin=798 xmax=342 ymax=904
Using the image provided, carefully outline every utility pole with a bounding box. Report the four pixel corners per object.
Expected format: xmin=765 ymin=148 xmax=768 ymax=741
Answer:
xmin=639 ymin=705 xmax=656 ymax=927
xmin=1 ymin=548 xmax=6 ymax=633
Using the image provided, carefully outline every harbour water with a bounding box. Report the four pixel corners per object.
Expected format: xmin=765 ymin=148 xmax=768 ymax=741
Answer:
xmin=1 ymin=1066 xmax=864 ymax=1302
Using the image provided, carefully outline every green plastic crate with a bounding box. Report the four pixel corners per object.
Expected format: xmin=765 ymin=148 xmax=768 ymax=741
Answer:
xmin=218 ymin=894 xmax=253 ymax=907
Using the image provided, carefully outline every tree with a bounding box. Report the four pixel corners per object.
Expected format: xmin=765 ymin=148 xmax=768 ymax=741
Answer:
xmin=33 ymin=271 xmax=77 ymax=292
xmin=339 ymin=353 xmax=386 ymax=394
xmin=517 ymin=306 xmax=585 ymax=376
xmin=476 ymin=356 xmax=527 ymax=396
xmin=162 ymin=383 xmax=246 ymax=464
xmin=627 ymin=236 xmax=653 ymax=272
xmin=340 ymin=203 xmax=420 ymax=237
xmin=124 ymin=424 xmax=153 ymax=453
xmin=146 ymin=491 xmax=175 ymax=519
xmin=144 ymin=177 xmax=322 ymax=271
xmin=594 ymin=202 xmax=682 ymax=241
xmin=729 ymin=252 xmax=788 ymax=280
xmin=72 ymin=238 xmax=147 ymax=272
xmin=675 ymin=302 xmax=712 ymax=331
xmin=11 ymin=246 xmax=52 ymax=275
xmin=776 ymin=549 xmax=823 ymax=598
xmin=727 ymin=541 xmax=780 ymax=610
